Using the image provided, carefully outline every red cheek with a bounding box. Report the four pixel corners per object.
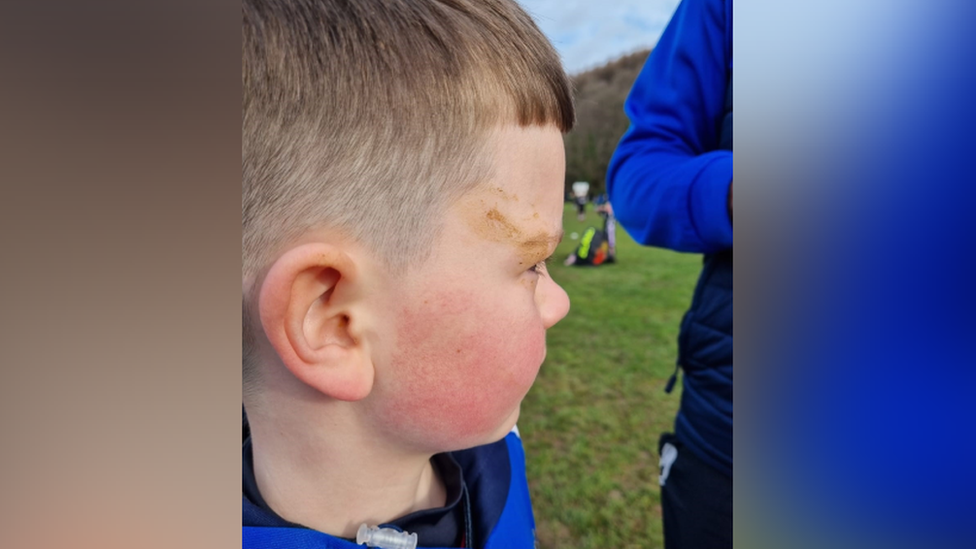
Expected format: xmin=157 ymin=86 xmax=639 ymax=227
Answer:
xmin=383 ymin=289 xmax=545 ymax=450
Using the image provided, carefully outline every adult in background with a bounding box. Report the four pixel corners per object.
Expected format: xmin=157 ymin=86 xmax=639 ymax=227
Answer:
xmin=574 ymin=192 xmax=588 ymax=221
xmin=606 ymin=0 xmax=732 ymax=547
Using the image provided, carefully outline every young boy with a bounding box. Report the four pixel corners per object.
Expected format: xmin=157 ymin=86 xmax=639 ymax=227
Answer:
xmin=242 ymin=1 xmax=575 ymax=548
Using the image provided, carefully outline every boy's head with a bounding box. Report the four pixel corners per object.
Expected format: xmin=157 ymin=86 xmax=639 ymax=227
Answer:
xmin=243 ymin=0 xmax=574 ymax=452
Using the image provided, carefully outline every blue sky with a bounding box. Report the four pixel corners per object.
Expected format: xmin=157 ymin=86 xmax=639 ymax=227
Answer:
xmin=517 ymin=0 xmax=681 ymax=74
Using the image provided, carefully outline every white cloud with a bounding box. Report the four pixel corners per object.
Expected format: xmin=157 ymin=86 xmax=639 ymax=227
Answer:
xmin=518 ymin=0 xmax=681 ymax=73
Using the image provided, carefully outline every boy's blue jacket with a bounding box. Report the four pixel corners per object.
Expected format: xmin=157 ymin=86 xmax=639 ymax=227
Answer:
xmin=607 ymin=0 xmax=733 ymax=477
xmin=243 ymin=430 xmax=537 ymax=549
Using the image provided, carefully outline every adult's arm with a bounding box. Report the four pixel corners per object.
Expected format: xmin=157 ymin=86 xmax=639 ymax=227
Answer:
xmin=606 ymin=0 xmax=732 ymax=254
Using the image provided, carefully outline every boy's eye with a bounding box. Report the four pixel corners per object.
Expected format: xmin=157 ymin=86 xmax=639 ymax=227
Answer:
xmin=528 ymin=255 xmax=552 ymax=275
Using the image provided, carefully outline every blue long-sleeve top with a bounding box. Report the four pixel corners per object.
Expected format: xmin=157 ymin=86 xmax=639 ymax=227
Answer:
xmin=607 ymin=0 xmax=732 ymax=254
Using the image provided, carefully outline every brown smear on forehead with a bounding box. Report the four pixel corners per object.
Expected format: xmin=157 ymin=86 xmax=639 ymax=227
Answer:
xmin=462 ymin=186 xmax=554 ymax=264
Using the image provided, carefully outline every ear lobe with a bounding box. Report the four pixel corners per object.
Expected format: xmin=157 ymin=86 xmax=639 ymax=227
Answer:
xmin=258 ymin=243 xmax=374 ymax=401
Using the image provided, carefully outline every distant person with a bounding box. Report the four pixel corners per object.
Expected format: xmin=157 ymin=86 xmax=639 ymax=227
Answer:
xmin=575 ymin=193 xmax=588 ymax=221
xmin=607 ymin=0 xmax=732 ymax=547
xmin=242 ymin=1 xmax=574 ymax=548
xmin=596 ymin=201 xmax=617 ymax=261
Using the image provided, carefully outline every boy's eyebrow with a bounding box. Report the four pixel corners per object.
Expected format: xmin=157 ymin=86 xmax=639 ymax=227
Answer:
xmin=517 ymin=229 xmax=564 ymax=256
xmin=521 ymin=229 xmax=563 ymax=244
xmin=468 ymin=204 xmax=562 ymax=259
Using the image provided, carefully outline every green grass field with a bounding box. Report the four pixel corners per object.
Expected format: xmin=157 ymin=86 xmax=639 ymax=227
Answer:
xmin=521 ymin=203 xmax=703 ymax=549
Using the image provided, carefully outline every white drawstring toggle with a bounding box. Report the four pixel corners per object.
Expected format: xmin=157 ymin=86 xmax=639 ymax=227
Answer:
xmin=356 ymin=524 xmax=418 ymax=549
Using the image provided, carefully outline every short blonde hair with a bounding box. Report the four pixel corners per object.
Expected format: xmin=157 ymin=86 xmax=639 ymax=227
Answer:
xmin=242 ymin=0 xmax=575 ymax=390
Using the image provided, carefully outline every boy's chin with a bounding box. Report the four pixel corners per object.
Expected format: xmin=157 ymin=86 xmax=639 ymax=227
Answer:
xmin=477 ymin=406 xmax=522 ymax=447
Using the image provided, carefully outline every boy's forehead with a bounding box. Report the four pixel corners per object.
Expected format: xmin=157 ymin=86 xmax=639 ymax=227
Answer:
xmin=447 ymin=125 xmax=565 ymax=258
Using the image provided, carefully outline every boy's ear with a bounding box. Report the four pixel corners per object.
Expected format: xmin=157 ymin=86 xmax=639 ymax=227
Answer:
xmin=257 ymin=243 xmax=374 ymax=401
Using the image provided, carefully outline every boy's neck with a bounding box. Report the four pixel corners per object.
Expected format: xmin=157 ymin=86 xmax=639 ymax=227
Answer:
xmin=249 ymin=409 xmax=447 ymax=539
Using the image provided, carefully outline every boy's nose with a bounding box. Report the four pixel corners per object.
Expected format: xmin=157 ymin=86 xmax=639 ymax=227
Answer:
xmin=538 ymin=276 xmax=570 ymax=329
